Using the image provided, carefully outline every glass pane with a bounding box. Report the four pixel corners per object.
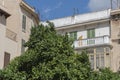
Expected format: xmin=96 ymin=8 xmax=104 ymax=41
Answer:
xmin=90 ymin=55 xmax=94 ymax=69
xmin=100 ymin=54 xmax=104 ymax=68
xmin=96 ymin=54 xmax=99 ymax=69
xmin=96 ymin=47 xmax=104 ymax=54
xmin=96 ymin=53 xmax=105 ymax=69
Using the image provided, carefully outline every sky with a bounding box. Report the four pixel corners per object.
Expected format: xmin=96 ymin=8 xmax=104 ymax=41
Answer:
xmin=25 ymin=0 xmax=112 ymax=21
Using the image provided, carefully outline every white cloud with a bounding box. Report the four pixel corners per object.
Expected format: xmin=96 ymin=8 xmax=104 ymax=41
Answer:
xmin=43 ymin=2 xmax=62 ymax=14
xmin=44 ymin=8 xmax=51 ymax=13
xmin=55 ymin=2 xmax=62 ymax=9
xmin=88 ymin=0 xmax=111 ymax=11
xmin=42 ymin=2 xmax=63 ymax=20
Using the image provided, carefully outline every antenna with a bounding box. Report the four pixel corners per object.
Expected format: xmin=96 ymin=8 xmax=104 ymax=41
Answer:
xmin=77 ymin=8 xmax=79 ymax=14
xmin=111 ymin=0 xmax=112 ymax=9
xmin=73 ymin=8 xmax=79 ymax=16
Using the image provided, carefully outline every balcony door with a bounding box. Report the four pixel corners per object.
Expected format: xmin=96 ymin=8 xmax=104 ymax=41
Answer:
xmin=87 ymin=29 xmax=95 ymax=45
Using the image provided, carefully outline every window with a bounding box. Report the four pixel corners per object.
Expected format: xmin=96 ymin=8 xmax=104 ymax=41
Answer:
xmin=96 ymin=48 xmax=105 ymax=69
xmin=22 ymin=15 xmax=26 ymax=32
xmin=96 ymin=53 xmax=104 ymax=69
xmin=89 ymin=53 xmax=105 ymax=70
xmin=4 ymin=52 xmax=10 ymax=68
xmin=69 ymin=31 xmax=77 ymax=40
xmin=87 ymin=47 xmax=110 ymax=70
xmin=21 ymin=39 xmax=25 ymax=53
xmin=89 ymin=55 xmax=94 ymax=69
xmin=87 ymin=29 xmax=95 ymax=45
xmin=87 ymin=29 xmax=95 ymax=38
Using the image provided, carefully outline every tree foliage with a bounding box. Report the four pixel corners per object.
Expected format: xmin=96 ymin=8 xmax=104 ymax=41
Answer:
xmin=0 ymin=22 xmax=120 ymax=80
xmin=0 ymin=22 xmax=90 ymax=80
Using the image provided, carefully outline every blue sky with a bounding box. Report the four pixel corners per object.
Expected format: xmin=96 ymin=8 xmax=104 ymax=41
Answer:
xmin=25 ymin=0 xmax=111 ymax=21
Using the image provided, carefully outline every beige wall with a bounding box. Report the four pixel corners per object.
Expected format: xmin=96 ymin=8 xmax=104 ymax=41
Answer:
xmin=110 ymin=19 xmax=120 ymax=72
xmin=0 ymin=0 xmax=39 ymax=69
xmin=0 ymin=0 xmax=4 ymax=6
xmin=3 ymin=0 xmax=39 ymax=56
xmin=0 ymin=15 xmax=6 ymax=69
xmin=5 ymin=38 xmax=17 ymax=60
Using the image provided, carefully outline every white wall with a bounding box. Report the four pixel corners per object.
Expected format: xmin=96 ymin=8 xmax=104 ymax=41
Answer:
xmin=77 ymin=31 xmax=87 ymax=39
xmin=95 ymin=27 xmax=110 ymax=37
xmin=77 ymin=22 xmax=110 ymax=39
xmin=51 ymin=10 xmax=110 ymax=28
xmin=95 ymin=23 xmax=110 ymax=37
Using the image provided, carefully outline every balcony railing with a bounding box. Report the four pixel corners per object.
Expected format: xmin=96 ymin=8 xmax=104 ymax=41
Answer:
xmin=6 ymin=29 xmax=17 ymax=41
xmin=74 ymin=35 xmax=110 ymax=48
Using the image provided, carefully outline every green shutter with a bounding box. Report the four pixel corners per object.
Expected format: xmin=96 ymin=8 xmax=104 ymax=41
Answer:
xmin=22 ymin=15 xmax=26 ymax=31
xmin=92 ymin=29 xmax=95 ymax=38
xmin=69 ymin=31 xmax=77 ymax=40
xmin=87 ymin=29 xmax=95 ymax=38
xmin=21 ymin=39 xmax=25 ymax=53
xmin=87 ymin=29 xmax=95 ymax=44
xmin=74 ymin=32 xmax=77 ymax=40
xmin=87 ymin=30 xmax=90 ymax=38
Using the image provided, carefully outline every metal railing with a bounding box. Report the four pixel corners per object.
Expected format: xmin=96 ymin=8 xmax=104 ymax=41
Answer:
xmin=74 ymin=35 xmax=110 ymax=48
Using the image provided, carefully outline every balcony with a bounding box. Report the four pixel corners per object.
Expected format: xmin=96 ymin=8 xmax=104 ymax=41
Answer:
xmin=74 ymin=35 xmax=110 ymax=49
xmin=6 ymin=29 xmax=17 ymax=41
xmin=0 ymin=3 xmax=10 ymax=18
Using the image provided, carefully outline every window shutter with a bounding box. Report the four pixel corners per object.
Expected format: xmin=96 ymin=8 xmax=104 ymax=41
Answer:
xmin=87 ymin=29 xmax=95 ymax=38
xmin=69 ymin=31 xmax=77 ymax=40
xmin=22 ymin=15 xmax=26 ymax=31
xmin=4 ymin=52 xmax=10 ymax=68
xmin=21 ymin=39 xmax=25 ymax=53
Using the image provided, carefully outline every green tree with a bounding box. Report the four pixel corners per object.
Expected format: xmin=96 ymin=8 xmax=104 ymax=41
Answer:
xmin=0 ymin=22 xmax=90 ymax=80
xmin=89 ymin=68 xmax=120 ymax=80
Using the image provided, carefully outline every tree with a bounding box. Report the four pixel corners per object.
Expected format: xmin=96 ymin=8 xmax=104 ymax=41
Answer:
xmin=1 ymin=22 xmax=120 ymax=80
xmin=89 ymin=68 xmax=120 ymax=80
xmin=0 ymin=22 xmax=90 ymax=80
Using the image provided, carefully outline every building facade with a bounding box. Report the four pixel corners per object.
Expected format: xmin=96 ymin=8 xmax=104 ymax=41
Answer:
xmin=49 ymin=9 xmax=120 ymax=72
xmin=0 ymin=2 xmax=10 ymax=69
xmin=0 ymin=0 xmax=39 ymax=69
